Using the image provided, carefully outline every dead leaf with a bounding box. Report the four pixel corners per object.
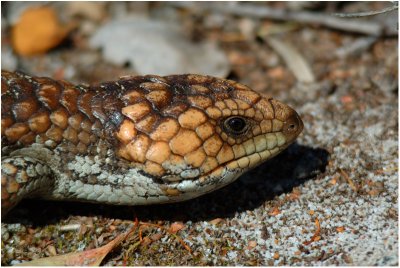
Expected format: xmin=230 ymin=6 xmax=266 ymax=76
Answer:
xmin=209 ymin=218 xmax=223 ymax=225
xmin=330 ymin=177 xmax=337 ymax=185
xmin=141 ymin=236 xmax=152 ymax=247
xmin=268 ymin=207 xmax=281 ymax=216
xmin=17 ymin=232 xmax=128 ymax=266
xmin=287 ymin=188 xmax=301 ymax=200
xmin=368 ymin=189 xmax=380 ymax=196
xmin=169 ymin=222 xmax=184 ymax=234
xmin=12 ymin=6 xmax=74 ymax=56
xmin=150 ymin=233 xmax=163 ymax=241
xmin=336 ymin=226 xmax=345 ymax=233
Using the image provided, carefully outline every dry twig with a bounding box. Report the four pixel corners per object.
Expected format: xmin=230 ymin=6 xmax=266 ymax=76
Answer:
xmin=339 ymin=168 xmax=359 ymax=192
xmin=335 ymin=36 xmax=378 ymax=58
xmin=303 ymin=218 xmax=321 ymax=245
xmin=263 ymin=36 xmax=315 ymax=83
xmin=170 ymin=2 xmax=397 ymax=36
xmin=334 ymin=2 xmax=398 ymax=18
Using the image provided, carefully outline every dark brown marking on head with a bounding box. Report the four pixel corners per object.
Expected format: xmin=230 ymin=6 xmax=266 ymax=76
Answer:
xmin=35 ymin=78 xmax=61 ymax=110
xmin=91 ymin=94 xmax=107 ymax=125
xmin=162 ymin=102 xmax=189 ymax=118
xmin=60 ymin=86 xmax=80 ymax=114
xmin=13 ymin=99 xmax=39 ymax=123
xmin=77 ymin=92 xmax=96 ymax=121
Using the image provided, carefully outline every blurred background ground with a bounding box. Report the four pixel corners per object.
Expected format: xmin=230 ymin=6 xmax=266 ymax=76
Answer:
xmin=1 ymin=1 xmax=398 ymax=266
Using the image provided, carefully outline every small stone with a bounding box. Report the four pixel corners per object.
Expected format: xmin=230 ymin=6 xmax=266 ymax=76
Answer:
xmin=248 ymin=240 xmax=257 ymax=249
xmin=1 ymin=228 xmax=10 ymax=241
xmin=6 ymin=223 xmax=26 ymax=233
xmin=46 ymin=245 xmax=57 ymax=256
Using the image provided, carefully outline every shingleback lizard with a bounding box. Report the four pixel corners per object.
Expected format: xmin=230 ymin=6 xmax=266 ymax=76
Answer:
xmin=1 ymin=70 xmax=303 ymax=216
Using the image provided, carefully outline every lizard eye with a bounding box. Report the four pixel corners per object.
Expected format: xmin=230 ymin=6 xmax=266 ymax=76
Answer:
xmin=223 ymin=116 xmax=249 ymax=136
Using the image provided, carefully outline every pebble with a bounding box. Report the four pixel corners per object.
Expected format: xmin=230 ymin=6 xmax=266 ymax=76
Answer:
xmin=6 ymin=223 xmax=26 ymax=233
xmin=1 ymin=228 xmax=10 ymax=241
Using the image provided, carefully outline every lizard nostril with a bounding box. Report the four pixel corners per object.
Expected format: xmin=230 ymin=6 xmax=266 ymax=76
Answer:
xmin=283 ymin=112 xmax=303 ymax=137
xmin=288 ymin=123 xmax=296 ymax=131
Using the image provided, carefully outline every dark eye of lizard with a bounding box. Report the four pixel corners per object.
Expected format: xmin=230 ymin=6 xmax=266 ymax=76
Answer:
xmin=223 ymin=116 xmax=249 ymax=136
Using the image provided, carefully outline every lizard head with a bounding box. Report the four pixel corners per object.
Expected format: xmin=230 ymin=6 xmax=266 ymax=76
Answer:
xmin=115 ymin=74 xmax=303 ymax=203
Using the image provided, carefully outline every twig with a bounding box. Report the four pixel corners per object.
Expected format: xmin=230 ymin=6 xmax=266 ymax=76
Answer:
xmin=335 ymin=36 xmax=378 ymax=58
xmin=303 ymin=218 xmax=321 ymax=245
xmin=334 ymin=2 xmax=398 ymax=18
xmin=339 ymin=168 xmax=359 ymax=192
xmin=169 ymin=2 xmax=397 ymax=36
xmin=263 ymin=36 xmax=315 ymax=83
xmin=59 ymin=223 xmax=81 ymax=231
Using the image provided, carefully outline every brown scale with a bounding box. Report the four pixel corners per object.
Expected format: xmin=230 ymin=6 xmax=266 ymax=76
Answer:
xmin=1 ymin=70 xmax=303 ymax=214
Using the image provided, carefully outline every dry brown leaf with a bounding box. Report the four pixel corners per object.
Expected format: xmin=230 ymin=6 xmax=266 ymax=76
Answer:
xmin=141 ymin=236 xmax=152 ymax=247
xmin=17 ymin=232 xmax=128 ymax=266
xmin=150 ymin=233 xmax=163 ymax=241
xmin=287 ymin=188 xmax=301 ymax=200
xmin=168 ymin=222 xmax=185 ymax=234
xmin=336 ymin=226 xmax=345 ymax=233
xmin=12 ymin=6 xmax=73 ymax=56
xmin=209 ymin=218 xmax=223 ymax=225
xmin=268 ymin=207 xmax=281 ymax=216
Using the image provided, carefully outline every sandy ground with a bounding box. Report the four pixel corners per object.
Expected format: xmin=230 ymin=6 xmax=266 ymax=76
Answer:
xmin=1 ymin=2 xmax=398 ymax=266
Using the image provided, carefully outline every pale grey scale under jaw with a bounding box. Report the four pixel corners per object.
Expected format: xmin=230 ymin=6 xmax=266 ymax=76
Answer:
xmin=62 ymin=153 xmax=242 ymax=205
xmin=170 ymin=167 xmax=243 ymax=201
xmin=2 ymin=133 xmax=286 ymax=207
xmin=5 ymin=141 xmax=247 ymax=206
xmin=63 ymin=154 xmax=166 ymax=202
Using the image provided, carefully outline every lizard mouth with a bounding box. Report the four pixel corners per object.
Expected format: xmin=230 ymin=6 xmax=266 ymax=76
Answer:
xmin=197 ymin=130 xmax=294 ymax=184
xmin=213 ymin=111 xmax=303 ymax=176
xmin=166 ymin=144 xmax=289 ymax=201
